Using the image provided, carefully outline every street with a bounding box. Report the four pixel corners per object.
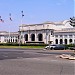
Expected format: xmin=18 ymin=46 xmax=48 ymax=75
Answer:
xmin=0 ymin=48 xmax=75 ymax=75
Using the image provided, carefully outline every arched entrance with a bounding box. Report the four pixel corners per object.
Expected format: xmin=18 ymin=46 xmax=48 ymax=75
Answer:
xmin=24 ymin=34 xmax=28 ymax=41
xmin=69 ymin=39 xmax=72 ymax=44
xmin=64 ymin=39 xmax=67 ymax=44
xmin=55 ymin=39 xmax=58 ymax=44
xmin=60 ymin=39 xmax=63 ymax=44
xmin=38 ymin=34 xmax=43 ymax=41
xmin=31 ymin=34 xmax=35 ymax=41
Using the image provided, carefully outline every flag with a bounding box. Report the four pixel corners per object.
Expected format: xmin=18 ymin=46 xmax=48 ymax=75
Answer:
xmin=0 ymin=19 xmax=4 ymax=22
xmin=0 ymin=16 xmax=1 ymax=19
xmin=21 ymin=11 xmax=24 ymax=17
xmin=9 ymin=17 xmax=12 ymax=21
xmin=9 ymin=13 xmax=12 ymax=21
xmin=0 ymin=16 xmax=4 ymax=23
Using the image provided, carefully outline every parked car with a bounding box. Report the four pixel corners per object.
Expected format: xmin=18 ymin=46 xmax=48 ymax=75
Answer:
xmin=54 ymin=45 xmax=66 ymax=50
xmin=69 ymin=47 xmax=75 ymax=50
xmin=45 ymin=44 xmax=58 ymax=50
xmin=45 ymin=44 xmax=66 ymax=50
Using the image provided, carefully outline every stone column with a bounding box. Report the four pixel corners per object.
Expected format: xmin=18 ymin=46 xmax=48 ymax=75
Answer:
xmin=20 ymin=31 xmax=25 ymax=44
xmin=58 ymin=35 xmax=60 ymax=44
xmin=72 ymin=35 xmax=74 ymax=44
xmin=22 ymin=33 xmax=25 ymax=44
xmin=28 ymin=30 xmax=31 ymax=41
xmin=43 ymin=31 xmax=45 ymax=43
xmin=67 ymin=35 xmax=69 ymax=44
xmin=63 ymin=35 xmax=64 ymax=44
xmin=35 ymin=30 xmax=38 ymax=41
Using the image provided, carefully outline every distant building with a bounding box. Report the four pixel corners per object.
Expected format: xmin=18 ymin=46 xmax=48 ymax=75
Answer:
xmin=19 ymin=20 xmax=75 ymax=44
xmin=0 ymin=31 xmax=18 ymax=43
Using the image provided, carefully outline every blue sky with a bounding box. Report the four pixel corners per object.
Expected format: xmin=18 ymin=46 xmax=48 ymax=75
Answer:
xmin=0 ymin=0 xmax=74 ymax=32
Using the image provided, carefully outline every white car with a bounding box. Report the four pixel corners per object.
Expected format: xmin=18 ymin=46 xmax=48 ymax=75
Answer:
xmin=45 ymin=44 xmax=58 ymax=50
xmin=45 ymin=44 xmax=66 ymax=50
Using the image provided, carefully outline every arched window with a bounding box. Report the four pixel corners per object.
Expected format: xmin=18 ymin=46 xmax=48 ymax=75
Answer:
xmin=38 ymin=34 xmax=43 ymax=41
xmin=31 ymin=34 xmax=35 ymax=41
xmin=15 ymin=39 xmax=17 ymax=43
xmin=69 ymin=39 xmax=72 ymax=44
xmin=55 ymin=39 xmax=58 ymax=44
xmin=60 ymin=39 xmax=63 ymax=44
xmin=11 ymin=39 xmax=12 ymax=42
xmin=24 ymin=34 xmax=28 ymax=41
xmin=64 ymin=39 xmax=67 ymax=44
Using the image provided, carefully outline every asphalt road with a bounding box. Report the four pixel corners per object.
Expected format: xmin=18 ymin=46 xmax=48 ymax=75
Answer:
xmin=0 ymin=48 xmax=75 ymax=75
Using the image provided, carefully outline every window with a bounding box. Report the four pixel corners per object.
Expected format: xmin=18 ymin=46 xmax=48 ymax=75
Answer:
xmin=55 ymin=39 xmax=58 ymax=44
xmin=60 ymin=35 xmax=62 ymax=37
xmin=60 ymin=39 xmax=63 ymax=44
xmin=55 ymin=35 xmax=58 ymax=37
xmin=69 ymin=39 xmax=72 ymax=43
xmin=51 ymin=31 xmax=54 ymax=35
xmin=69 ymin=35 xmax=72 ymax=38
xmin=64 ymin=39 xmax=67 ymax=44
xmin=64 ymin=35 xmax=67 ymax=38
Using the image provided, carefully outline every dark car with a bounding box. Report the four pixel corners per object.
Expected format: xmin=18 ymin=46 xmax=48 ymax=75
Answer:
xmin=69 ymin=47 xmax=75 ymax=50
xmin=54 ymin=45 xmax=66 ymax=50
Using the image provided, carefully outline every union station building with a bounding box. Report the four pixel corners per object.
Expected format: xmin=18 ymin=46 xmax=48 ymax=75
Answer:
xmin=19 ymin=20 xmax=75 ymax=44
xmin=0 ymin=19 xmax=75 ymax=45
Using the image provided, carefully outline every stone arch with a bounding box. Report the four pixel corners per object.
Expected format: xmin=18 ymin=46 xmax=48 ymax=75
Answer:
xmin=38 ymin=33 xmax=43 ymax=41
xmin=24 ymin=34 xmax=28 ymax=41
xmin=55 ymin=39 xmax=58 ymax=44
xmin=64 ymin=39 xmax=67 ymax=44
xmin=60 ymin=39 xmax=63 ymax=44
xmin=31 ymin=34 xmax=35 ymax=41
xmin=69 ymin=39 xmax=72 ymax=44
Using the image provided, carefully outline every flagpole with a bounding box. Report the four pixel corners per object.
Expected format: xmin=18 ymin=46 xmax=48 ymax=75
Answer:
xmin=9 ymin=13 xmax=12 ymax=43
xmin=19 ymin=11 xmax=24 ymax=47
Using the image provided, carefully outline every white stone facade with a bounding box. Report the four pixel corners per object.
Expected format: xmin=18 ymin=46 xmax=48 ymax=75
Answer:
xmin=19 ymin=24 xmax=54 ymax=44
xmin=19 ymin=20 xmax=75 ymax=44
xmin=54 ymin=28 xmax=75 ymax=44
xmin=0 ymin=31 xmax=18 ymax=43
xmin=0 ymin=20 xmax=75 ymax=45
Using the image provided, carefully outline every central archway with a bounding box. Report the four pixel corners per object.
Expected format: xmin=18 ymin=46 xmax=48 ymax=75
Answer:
xmin=38 ymin=34 xmax=43 ymax=41
xmin=60 ymin=39 xmax=63 ymax=44
xmin=64 ymin=39 xmax=67 ymax=44
xmin=55 ymin=39 xmax=58 ymax=44
xmin=31 ymin=34 xmax=35 ymax=41
xmin=69 ymin=39 xmax=72 ymax=44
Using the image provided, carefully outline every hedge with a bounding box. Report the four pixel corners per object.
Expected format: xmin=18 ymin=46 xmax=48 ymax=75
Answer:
xmin=0 ymin=43 xmax=48 ymax=46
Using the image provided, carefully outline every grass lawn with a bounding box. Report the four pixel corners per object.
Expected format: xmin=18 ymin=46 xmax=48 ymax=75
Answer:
xmin=0 ymin=45 xmax=45 ymax=49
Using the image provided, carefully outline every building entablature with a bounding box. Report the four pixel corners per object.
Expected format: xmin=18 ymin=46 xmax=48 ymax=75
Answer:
xmin=19 ymin=20 xmax=73 ymax=31
xmin=0 ymin=31 xmax=18 ymax=36
xmin=54 ymin=28 xmax=75 ymax=33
